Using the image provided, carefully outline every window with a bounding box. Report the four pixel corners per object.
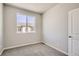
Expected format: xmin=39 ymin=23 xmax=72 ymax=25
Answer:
xmin=16 ymin=13 xmax=36 ymax=33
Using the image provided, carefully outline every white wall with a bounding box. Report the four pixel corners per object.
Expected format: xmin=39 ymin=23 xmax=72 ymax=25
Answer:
xmin=4 ymin=5 xmax=42 ymax=48
xmin=43 ymin=3 xmax=79 ymax=54
xmin=0 ymin=3 xmax=3 ymax=54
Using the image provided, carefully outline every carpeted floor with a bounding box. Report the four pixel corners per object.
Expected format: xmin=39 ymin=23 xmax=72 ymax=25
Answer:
xmin=1 ymin=43 xmax=67 ymax=56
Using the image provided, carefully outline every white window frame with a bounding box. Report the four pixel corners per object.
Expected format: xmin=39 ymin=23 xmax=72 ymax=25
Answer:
xmin=16 ymin=13 xmax=36 ymax=33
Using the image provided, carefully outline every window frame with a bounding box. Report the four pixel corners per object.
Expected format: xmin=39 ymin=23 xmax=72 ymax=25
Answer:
xmin=16 ymin=13 xmax=36 ymax=33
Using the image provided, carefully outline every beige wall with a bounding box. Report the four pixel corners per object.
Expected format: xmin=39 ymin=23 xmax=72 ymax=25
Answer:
xmin=4 ymin=5 xmax=42 ymax=48
xmin=43 ymin=3 xmax=79 ymax=54
xmin=0 ymin=3 xmax=3 ymax=54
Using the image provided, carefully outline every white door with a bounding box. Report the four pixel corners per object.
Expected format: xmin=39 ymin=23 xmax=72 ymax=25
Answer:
xmin=68 ymin=8 xmax=79 ymax=56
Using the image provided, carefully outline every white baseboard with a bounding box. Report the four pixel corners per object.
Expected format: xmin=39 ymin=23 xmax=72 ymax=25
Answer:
xmin=43 ymin=42 xmax=68 ymax=55
xmin=4 ymin=41 xmax=42 ymax=50
xmin=0 ymin=49 xmax=4 ymax=55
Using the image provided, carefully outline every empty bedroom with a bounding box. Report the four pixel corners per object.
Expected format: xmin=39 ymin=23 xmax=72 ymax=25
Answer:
xmin=0 ymin=3 xmax=79 ymax=56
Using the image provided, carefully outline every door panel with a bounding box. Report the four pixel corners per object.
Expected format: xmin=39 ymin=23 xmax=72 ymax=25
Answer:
xmin=72 ymin=39 xmax=79 ymax=56
xmin=72 ymin=11 xmax=79 ymax=34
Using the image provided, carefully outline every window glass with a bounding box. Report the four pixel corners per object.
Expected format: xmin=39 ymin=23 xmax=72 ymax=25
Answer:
xmin=16 ymin=13 xmax=36 ymax=33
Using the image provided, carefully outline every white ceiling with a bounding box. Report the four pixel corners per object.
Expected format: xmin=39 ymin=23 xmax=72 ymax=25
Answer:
xmin=6 ymin=3 xmax=57 ymax=14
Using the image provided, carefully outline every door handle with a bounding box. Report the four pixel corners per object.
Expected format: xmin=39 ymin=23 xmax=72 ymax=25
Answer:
xmin=69 ymin=36 xmax=72 ymax=38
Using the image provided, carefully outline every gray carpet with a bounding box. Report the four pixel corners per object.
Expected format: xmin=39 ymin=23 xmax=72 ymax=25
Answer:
xmin=1 ymin=43 xmax=67 ymax=56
